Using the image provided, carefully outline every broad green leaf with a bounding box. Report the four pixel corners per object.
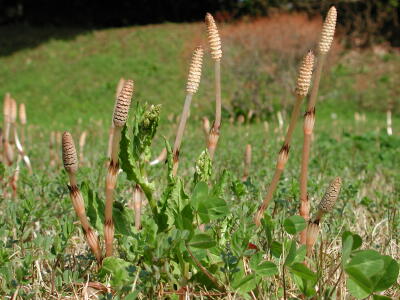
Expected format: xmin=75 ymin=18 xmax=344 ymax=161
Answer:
xmin=271 ymin=241 xmax=283 ymax=258
xmin=192 ymin=182 xmax=229 ymax=222
xmin=289 ymin=263 xmax=317 ymax=281
xmin=231 ymin=229 xmax=251 ymax=257
xmin=232 ymin=272 xmax=259 ymax=294
xmin=342 ymin=231 xmax=362 ymax=250
xmin=294 ymin=245 xmax=307 ymax=263
xmin=345 ymin=250 xmax=386 ymax=297
xmin=253 ymin=261 xmax=278 ymax=277
xmin=191 ymin=182 xmax=209 ymax=210
xmin=347 ymin=277 xmax=371 ymax=299
xmin=83 ymin=182 xmax=104 ymax=233
xmin=188 ymin=234 xmax=216 ymax=249
xmin=197 ymin=202 xmax=211 ymax=224
xmin=341 ymin=234 xmax=353 ymax=266
xmin=261 ymin=214 xmax=274 ymax=246
xmin=345 ymin=250 xmax=385 ymax=278
xmin=292 ymin=273 xmax=316 ymax=297
xmin=283 ymin=216 xmax=306 ymax=235
xmin=284 ymin=240 xmax=297 ymax=266
xmin=174 ymin=204 xmax=194 ymax=233
xmin=207 ymin=197 xmax=229 ymax=220
xmin=113 ymin=201 xmax=134 ymax=236
xmin=120 ymin=124 xmax=140 ymax=182
xmin=372 ymin=255 xmax=399 ymax=292
xmin=98 ymin=257 xmax=133 ymax=287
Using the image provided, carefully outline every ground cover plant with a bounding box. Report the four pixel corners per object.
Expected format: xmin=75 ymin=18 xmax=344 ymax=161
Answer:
xmin=0 ymin=7 xmax=400 ymax=300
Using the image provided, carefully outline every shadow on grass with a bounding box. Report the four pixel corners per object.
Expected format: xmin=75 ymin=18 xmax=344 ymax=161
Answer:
xmin=0 ymin=24 xmax=90 ymax=56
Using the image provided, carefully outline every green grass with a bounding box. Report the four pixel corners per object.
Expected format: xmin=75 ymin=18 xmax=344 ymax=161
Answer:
xmin=0 ymin=23 xmax=399 ymax=299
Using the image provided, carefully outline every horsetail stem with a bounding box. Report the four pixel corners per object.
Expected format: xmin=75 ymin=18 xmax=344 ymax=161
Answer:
xmin=299 ymin=109 xmax=315 ymax=244
xmin=105 ymin=79 xmax=134 ymax=257
xmin=133 ymin=184 xmax=144 ymax=230
xmin=205 ymin=13 xmax=222 ymax=160
xmin=172 ymin=47 xmax=203 ymax=176
xmin=14 ymin=124 xmax=32 ymax=174
xmin=305 ymin=222 xmax=320 ymax=257
xmin=202 ymin=116 xmax=210 ymax=143
xmin=242 ymin=144 xmax=252 ymax=181
xmin=10 ymin=98 xmax=17 ymax=124
xmin=254 ymin=51 xmax=314 ymax=226
xmin=10 ymin=155 xmax=21 ymax=198
xmin=62 ymin=132 xmax=102 ymax=263
xmin=79 ymin=131 xmax=87 ymax=164
xmin=149 ymin=147 xmax=167 ymax=166
xmin=19 ymin=103 xmax=26 ymax=146
xmin=2 ymin=93 xmax=12 ymax=165
xmin=299 ymin=7 xmax=337 ymax=244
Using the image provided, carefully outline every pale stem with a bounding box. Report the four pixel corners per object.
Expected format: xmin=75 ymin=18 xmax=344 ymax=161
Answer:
xmin=254 ymin=95 xmax=305 ymax=226
xmin=172 ymin=93 xmax=193 ymax=176
xmin=214 ymin=60 xmax=222 ymax=130
xmin=299 ymin=133 xmax=312 ymax=245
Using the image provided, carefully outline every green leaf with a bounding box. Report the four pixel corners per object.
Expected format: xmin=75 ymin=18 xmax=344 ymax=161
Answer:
xmin=120 ymin=124 xmax=140 ymax=182
xmin=283 ymin=216 xmax=306 ymax=235
xmin=83 ymin=182 xmax=104 ymax=233
xmin=372 ymin=255 xmax=399 ymax=292
xmin=289 ymin=263 xmax=317 ymax=282
xmin=342 ymin=231 xmax=362 ymax=250
xmin=191 ymin=182 xmax=209 ymax=210
xmin=294 ymin=245 xmax=307 ymax=263
xmin=207 ymin=197 xmax=229 ymax=220
xmin=341 ymin=233 xmax=353 ymax=266
xmin=252 ymin=261 xmax=278 ymax=277
xmin=284 ymin=240 xmax=297 ymax=266
xmin=232 ymin=272 xmax=259 ymax=294
xmin=98 ymin=257 xmax=133 ymax=287
xmin=345 ymin=250 xmax=385 ymax=278
xmin=271 ymin=241 xmax=283 ymax=258
xmin=191 ymin=182 xmax=229 ymax=223
xmin=113 ymin=201 xmax=134 ymax=236
xmin=174 ymin=204 xmax=194 ymax=233
xmin=292 ymin=273 xmax=317 ymax=297
xmin=345 ymin=250 xmax=385 ymax=297
xmin=347 ymin=277 xmax=371 ymax=299
xmin=188 ymin=234 xmax=216 ymax=249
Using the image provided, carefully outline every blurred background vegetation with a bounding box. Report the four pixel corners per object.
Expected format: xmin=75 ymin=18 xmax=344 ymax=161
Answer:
xmin=1 ymin=0 xmax=400 ymax=48
xmin=0 ymin=0 xmax=399 ymax=130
